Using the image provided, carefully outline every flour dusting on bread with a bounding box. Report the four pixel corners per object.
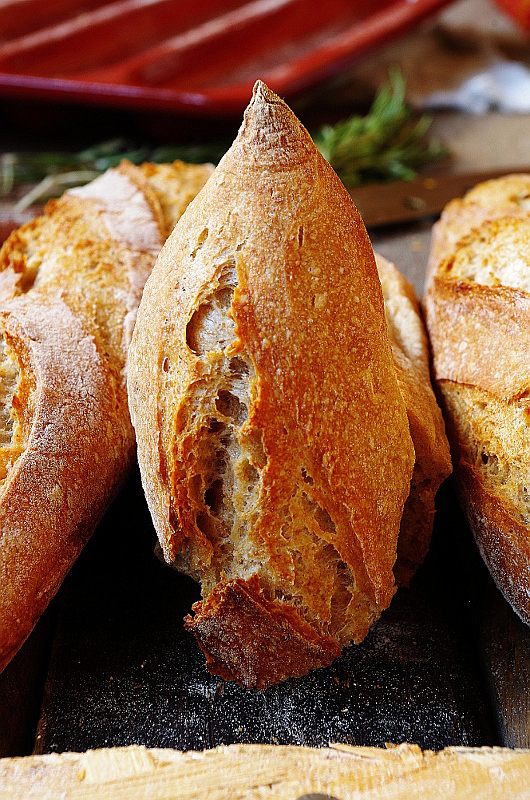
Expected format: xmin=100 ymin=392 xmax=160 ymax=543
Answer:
xmin=69 ymin=169 xmax=164 ymax=256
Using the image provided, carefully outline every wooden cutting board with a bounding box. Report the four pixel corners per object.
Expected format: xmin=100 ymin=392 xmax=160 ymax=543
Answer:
xmin=349 ymin=167 xmax=530 ymax=229
xmin=2 ymin=742 xmax=530 ymax=799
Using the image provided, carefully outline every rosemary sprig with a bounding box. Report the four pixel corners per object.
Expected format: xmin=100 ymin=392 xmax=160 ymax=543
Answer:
xmin=14 ymin=171 xmax=102 ymax=211
xmin=0 ymin=138 xmax=132 ymax=195
xmin=0 ymin=138 xmax=230 ymax=206
xmin=1 ymin=70 xmax=448 ymax=208
xmin=313 ymin=68 xmax=448 ymax=187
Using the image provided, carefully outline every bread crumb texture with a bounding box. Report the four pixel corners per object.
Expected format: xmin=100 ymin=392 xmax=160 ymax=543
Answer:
xmin=0 ymin=160 xmax=212 ymax=674
xmin=128 ymin=82 xmax=416 ymax=687
xmin=424 ymin=173 xmax=530 ymax=624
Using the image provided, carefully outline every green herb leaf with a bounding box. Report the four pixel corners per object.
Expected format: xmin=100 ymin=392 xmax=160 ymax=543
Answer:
xmin=14 ymin=171 xmax=101 ymax=211
xmin=313 ymin=68 xmax=448 ymax=187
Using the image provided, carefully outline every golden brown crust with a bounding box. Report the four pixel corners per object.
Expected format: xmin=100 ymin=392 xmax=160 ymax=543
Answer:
xmin=375 ymin=254 xmax=452 ymax=587
xmin=0 ymin=160 xmax=212 ymax=673
xmin=0 ymin=298 xmax=133 ymax=673
xmin=426 ymin=278 xmax=530 ymax=402
xmin=185 ymin=575 xmax=341 ymax=689
xmin=464 ymin=469 xmax=530 ymax=624
xmin=139 ymin=161 xmax=215 ymax=239
xmin=450 ymin=435 xmax=530 ymax=624
xmin=424 ymin=173 xmax=530 ymax=624
xmin=128 ymin=82 xmax=415 ymax=686
xmin=425 ymin=173 xmax=530 ymax=290
xmin=392 ymin=347 xmax=450 ymax=585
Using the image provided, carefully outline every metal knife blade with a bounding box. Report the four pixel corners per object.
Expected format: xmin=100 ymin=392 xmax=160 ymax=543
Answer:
xmin=349 ymin=167 xmax=530 ymax=229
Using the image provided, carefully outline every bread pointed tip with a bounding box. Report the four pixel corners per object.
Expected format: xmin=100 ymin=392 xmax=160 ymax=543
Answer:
xmin=229 ymin=79 xmax=314 ymax=170
xmin=244 ymin=79 xmax=290 ymax=129
xmin=250 ymin=79 xmax=280 ymax=105
xmin=251 ymin=78 xmax=269 ymax=99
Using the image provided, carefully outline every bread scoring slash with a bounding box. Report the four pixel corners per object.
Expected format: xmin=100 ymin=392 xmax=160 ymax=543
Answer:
xmin=128 ymin=82 xmax=416 ymax=688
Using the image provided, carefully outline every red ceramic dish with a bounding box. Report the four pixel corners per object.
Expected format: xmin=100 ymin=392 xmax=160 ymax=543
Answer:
xmin=494 ymin=0 xmax=530 ymax=29
xmin=0 ymin=0 xmax=453 ymax=116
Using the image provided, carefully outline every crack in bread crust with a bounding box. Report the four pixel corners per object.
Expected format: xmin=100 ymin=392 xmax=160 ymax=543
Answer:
xmin=169 ymin=255 xmax=378 ymax=649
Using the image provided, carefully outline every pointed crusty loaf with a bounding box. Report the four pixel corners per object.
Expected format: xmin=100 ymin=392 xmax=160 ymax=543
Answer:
xmin=128 ymin=82 xmax=416 ymax=688
xmin=375 ymin=254 xmax=451 ymax=587
xmin=0 ymin=159 xmax=213 ymax=673
xmin=424 ymin=173 xmax=530 ymax=625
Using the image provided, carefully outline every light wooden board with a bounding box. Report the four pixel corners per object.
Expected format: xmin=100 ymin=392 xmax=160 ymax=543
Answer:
xmin=1 ymin=742 xmax=530 ymax=799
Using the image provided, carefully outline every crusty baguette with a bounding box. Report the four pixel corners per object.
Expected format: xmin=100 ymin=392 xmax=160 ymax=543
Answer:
xmin=0 ymin=159 xmax=213 ymax=673
xmin=424 ymin=174 xmax=530 ymax=624
xmin=375 ymin=254 xmax=452 ymax=587
xmin=1 ymin=742 xmax=530 ymax=799
xmin=128 ymin=81 xmax=416 ymax=688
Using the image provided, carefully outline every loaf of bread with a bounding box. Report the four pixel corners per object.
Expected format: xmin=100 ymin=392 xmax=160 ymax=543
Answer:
xmin=424 ymin=174 xmax=530 ymax=624
xmin=128 ymin=81 xmax=419 ymax=688
xmin=375 ymin=254 xmax=451 ymax=587
xmin=0 ymin=159 xmax=213 ymax=673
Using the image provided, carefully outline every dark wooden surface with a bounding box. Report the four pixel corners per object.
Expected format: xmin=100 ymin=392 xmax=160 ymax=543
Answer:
xmin=26 ymin=471 xmax=496 ymax=754
xmin=3 ymin=465 xmax=515 ymax=757
xmin=350 ymin=168 xmax=530 ymax=229
xmin=470 ymin=540 xmax=530 ymax=749
xmin=0 ymin=607 xmax=54 ymax=757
